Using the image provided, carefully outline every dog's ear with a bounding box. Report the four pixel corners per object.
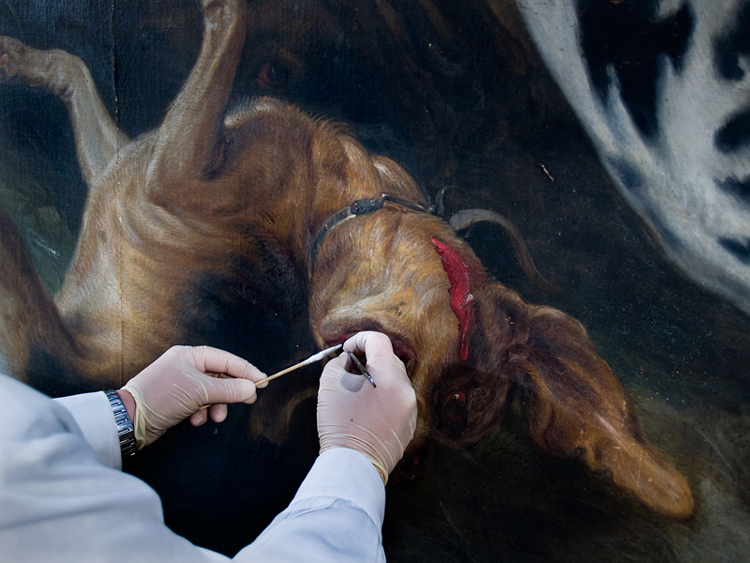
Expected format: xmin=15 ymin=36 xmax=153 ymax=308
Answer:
xmin=476 ymin=283 xmax=694 ymax=519
xmin=371 ymin=155 xmax=424 ymax=200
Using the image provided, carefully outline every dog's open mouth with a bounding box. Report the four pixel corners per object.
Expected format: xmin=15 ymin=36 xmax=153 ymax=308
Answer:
xmin=324 ymin=323 xmax=416 ymax=371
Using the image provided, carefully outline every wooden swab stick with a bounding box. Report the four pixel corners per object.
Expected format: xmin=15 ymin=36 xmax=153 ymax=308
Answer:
xmin=198 ymin=344 xmax=342 ymax=409
xmin=253 ymin=343 xmax=343 ymax=387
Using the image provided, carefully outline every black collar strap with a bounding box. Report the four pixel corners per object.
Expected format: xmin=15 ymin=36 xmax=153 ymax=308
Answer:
xmin=309 ymin=193 xmax=429 ymax=273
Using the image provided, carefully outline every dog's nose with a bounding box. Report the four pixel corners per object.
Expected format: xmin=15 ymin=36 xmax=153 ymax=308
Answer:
xmin=391 ymin=444 xmax=432 ymax=484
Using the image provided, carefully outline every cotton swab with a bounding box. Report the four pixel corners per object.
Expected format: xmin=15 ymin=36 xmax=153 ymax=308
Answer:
xmin=199 ymin=344 xmax=343 ymax=410
xmin=253 ymin=343 xmax=343 ymax=387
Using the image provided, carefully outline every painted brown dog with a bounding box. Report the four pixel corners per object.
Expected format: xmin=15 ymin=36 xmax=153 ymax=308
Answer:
xmin=0 ymin=0 xmax=693 ymax=519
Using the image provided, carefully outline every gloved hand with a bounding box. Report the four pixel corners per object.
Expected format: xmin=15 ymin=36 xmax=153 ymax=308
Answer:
xmin=317 ymin=331 xmax=417 ymax=484
xmin=121 ymin=345 xmax=266 ymax=449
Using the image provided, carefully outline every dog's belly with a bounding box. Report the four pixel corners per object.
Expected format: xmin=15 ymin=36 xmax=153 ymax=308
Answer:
xmin=54 ymin=185 xmax=309 ymax=384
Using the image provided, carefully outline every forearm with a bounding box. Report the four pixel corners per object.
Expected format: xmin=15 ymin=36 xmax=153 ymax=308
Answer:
xmin=1 ymin=374 xmax=225 ymax=563
xmin=235 ymin=448 xmax=387 ymax=563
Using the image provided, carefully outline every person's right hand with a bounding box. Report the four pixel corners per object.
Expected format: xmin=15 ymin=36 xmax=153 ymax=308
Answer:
xmin=317 ymin=331 xmax=417 ymax=484
xmin=121 ymin=345 xmax=266 ymax=449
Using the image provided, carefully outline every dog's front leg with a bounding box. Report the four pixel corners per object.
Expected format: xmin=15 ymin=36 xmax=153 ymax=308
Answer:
xmin=146 ymin=0 xmax=246 ymax=199
xmin=0 ymin=36 xmax=129 ymax=186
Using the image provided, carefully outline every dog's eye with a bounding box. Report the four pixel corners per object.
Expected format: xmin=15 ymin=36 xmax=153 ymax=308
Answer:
xmin=255 ymin=62 xmax=290 ymax=89
xmin=441 ymin=392 xmax=466 ymax=427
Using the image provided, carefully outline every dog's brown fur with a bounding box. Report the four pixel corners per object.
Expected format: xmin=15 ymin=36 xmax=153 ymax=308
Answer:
xmin=0 ymin=0 xmax=693 ymax=519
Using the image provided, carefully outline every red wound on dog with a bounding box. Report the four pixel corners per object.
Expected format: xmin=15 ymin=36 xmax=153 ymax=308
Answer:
xmin=432 ymin=238 xmax=480 ymax=360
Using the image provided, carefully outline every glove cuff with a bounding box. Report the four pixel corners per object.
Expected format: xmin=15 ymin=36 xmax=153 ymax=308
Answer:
xmin=368 ymin=457 xmax=389 ymax=486
xmin=120 ymin=384 xmax=148 ymax=451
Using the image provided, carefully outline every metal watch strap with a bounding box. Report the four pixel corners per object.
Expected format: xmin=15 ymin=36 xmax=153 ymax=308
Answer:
xmin=105 ymin=390 xmax=136 ymax=458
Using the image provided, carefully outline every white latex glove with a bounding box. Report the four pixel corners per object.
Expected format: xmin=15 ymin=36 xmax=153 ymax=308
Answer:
xmin=317 ymin=331 xmax=417 ymax=484
xmin=121 ymin=345 xmax=266 ymax=449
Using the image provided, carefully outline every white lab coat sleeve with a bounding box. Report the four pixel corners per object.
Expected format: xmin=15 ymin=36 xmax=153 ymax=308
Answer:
xmin=0 ymin=374 xmax=388 ymax=563
xmin=0 ymin=374 xmax=220 ymax=563
xmin=234 ymin=447 xmax=387 ymax=563
xmin=54 ymin=390 xmax=122 ymax=470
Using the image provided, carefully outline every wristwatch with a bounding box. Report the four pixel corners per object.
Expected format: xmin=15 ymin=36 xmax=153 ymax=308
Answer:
xmin=105 ymin=390 xmax=136 ymax=458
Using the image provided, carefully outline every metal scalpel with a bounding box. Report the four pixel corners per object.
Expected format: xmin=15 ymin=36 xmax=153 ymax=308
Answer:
xmin=347 ymin=351 xmax=376 ymax=388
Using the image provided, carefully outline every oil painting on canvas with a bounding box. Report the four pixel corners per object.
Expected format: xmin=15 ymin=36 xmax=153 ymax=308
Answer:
xmin=0 ymin=0 xmax=748 ymax=561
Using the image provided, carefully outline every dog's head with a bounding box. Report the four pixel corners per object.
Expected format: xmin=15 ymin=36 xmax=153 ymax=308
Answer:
xmin=307 ymin=152 xmax=693 ymax=520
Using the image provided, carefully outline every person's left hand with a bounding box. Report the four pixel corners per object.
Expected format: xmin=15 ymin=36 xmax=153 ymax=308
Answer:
xmin=120 ymin=346 xmax=267 ymax=449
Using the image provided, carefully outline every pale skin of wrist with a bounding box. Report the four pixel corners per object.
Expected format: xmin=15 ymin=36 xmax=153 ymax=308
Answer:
xmin=116 ymin=389 xmax=136 ymax=422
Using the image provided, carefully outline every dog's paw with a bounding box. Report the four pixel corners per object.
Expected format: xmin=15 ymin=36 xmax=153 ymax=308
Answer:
xmin=201 ymin=0 xmax=245 ymax=26
xmin=0 ymin=36 xmax=29 ymax=83
xmin=0 ymin=37 xmax=84 ymax=97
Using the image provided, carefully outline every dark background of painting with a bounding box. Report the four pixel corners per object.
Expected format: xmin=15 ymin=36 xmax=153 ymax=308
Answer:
xmin=0 ymin=0 xmax=748 ymax=560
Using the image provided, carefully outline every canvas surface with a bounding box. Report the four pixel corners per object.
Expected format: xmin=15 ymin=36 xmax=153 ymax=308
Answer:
xmin=0 ymin=1 xmax=748 ymax=560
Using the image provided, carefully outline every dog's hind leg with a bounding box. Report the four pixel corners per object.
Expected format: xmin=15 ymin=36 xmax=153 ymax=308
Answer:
xmin=0 ymin=206 xmax=80 ymax=390
xmin=0 ymin=36 xmax=129 ymax=186
xmin=146 ymin=0 xmax=247 ymax=197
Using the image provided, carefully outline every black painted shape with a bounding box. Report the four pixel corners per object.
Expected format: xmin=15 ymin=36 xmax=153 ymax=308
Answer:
xmin=578 ymin=0 xmax=693 ymax=139
xmin=719 ymin=237 xmax=750 ymax=264
xmin=714 ymin=1 xmax=750 ymax=81
xmin=607 ymin=156 xmax=644 ymax=195
xmin=713 ymin=4 xmax=750 ymax=157
xmin=717 ymin=176 xmax=750 ymax=201
xmin=715 ymin=108 xmax=750 ymax=154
